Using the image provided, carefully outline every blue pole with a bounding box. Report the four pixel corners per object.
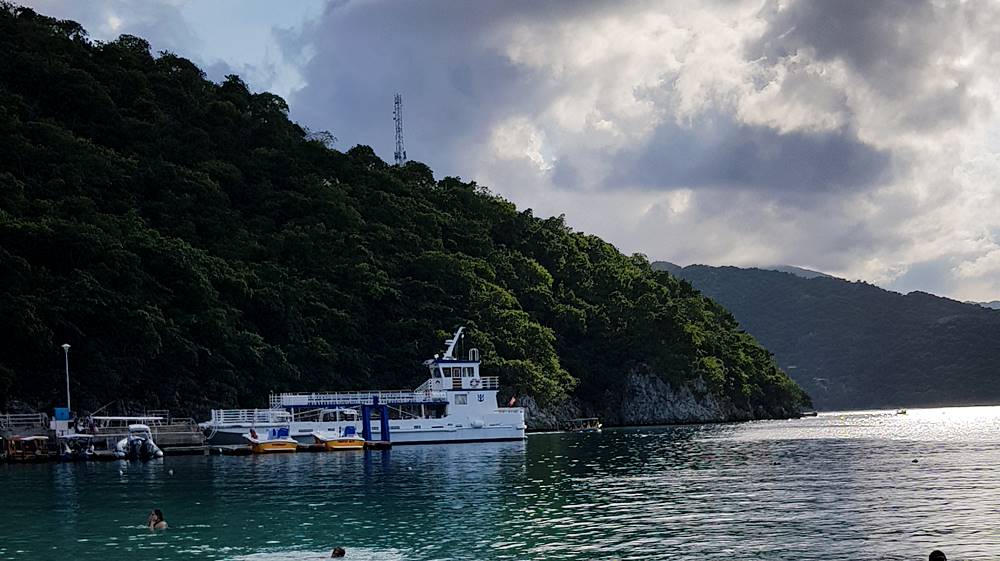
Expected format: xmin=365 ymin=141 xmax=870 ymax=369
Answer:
xmin=379 ymin=405 xmax=390 ymax=442
xmin=361 ymin=405 xmax=372 ymax=442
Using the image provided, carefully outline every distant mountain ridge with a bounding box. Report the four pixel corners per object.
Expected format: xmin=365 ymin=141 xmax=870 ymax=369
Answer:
xmin=652 ymin=262 xmax=1000 ymax=410
xmin=764 ymin=265 xmax=834 ymax=279
xmin=656 ymin=262 xmax=835 ymax=280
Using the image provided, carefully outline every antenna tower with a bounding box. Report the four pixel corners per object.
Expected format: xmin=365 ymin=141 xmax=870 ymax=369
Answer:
xmin=393 ymin=93 xmax=406 ymax=165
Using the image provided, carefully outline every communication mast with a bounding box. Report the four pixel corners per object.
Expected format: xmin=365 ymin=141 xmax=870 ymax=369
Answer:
xmin=393 ymin=93 xmax=406 ymax=165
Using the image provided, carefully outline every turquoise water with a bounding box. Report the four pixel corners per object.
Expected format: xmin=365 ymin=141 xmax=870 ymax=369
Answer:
xmin=2 ymin=407 xmax=999 ymax=560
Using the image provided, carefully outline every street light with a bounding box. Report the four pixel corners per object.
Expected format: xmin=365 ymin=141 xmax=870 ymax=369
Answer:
xmin=61 ymin=343 xmax=71 ymax=413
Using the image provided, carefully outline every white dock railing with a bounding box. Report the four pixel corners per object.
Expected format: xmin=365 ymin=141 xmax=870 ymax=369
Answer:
xmin=0 ymin=413 xmax=48 ymax=430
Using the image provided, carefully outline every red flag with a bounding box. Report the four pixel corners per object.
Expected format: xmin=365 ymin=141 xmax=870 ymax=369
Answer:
xmin=508 ymin=396 xmax=517 ymax=407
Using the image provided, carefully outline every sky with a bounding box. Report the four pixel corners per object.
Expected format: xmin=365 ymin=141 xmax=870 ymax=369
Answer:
xmin=19 ymin=0 xmax=1000 ymax=302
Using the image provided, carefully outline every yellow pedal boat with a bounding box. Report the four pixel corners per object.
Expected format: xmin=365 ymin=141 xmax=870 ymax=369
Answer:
xmin=313 ymin=426 xmax=365 ymax=451
xmin=244 ymin=428 xmax=298 ymax=454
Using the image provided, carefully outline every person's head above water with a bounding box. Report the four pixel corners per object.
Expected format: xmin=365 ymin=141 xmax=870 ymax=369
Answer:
xmin=147 ymin=509 xmax=167 ymax=530
xmin=929 ymin=550 xmax=947 ymax=561
xmin=330 ymin=547 xmax=346 ymax=558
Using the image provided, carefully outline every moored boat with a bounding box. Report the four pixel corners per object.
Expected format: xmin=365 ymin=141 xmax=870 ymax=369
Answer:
xmin=114 ymin=424 xmax=164 ymax=460
xmin=566 ymin=418 xmax=603 ymax=433
xmin=314 ymin=425 xmax=365 ymax=451
xmin=245 ymin=427 xmax=298 ymax=453
xmin=58 ymin=434 xmax=95 ymax=461
xmin=5 ymin=435 xmax=50 ymax=462
xmin=202 ymin=327 xmax=526 ymax=446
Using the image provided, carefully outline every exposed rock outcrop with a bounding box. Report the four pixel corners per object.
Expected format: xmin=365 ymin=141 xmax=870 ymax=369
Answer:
xmin=524 ymin=369 xmax=800 ymax=430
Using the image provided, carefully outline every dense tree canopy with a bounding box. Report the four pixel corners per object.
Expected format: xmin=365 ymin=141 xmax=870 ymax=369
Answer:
xmin=0 ymin=4 xmax=808 ymax=419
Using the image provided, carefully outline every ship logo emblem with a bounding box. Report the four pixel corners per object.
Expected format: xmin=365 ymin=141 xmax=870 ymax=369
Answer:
xmin=477 ymin=394 xmax=485 ymax=402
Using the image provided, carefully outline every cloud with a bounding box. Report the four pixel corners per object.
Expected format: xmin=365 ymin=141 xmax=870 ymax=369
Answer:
xmin=21 ymin=0 xmax=201 ymax=55
xmin=611 ymin=116 xmax=891 ymax=201
xmin=18 ymin=0 xmax=321 ymax=98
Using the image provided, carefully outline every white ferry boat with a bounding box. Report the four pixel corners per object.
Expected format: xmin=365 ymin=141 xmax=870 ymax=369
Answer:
xmin=201 ymin=328 xmax=526 ymax=446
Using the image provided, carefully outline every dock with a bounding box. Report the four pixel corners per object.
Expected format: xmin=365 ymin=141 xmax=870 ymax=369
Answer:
xmin=2 ymin=411 xmax=208 ymax=462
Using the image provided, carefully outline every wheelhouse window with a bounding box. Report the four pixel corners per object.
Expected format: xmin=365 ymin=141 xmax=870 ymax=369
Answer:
xmin=455 ymin=394 xmax=468 ymax=405
xmin=463 ymin=366 xmax=474 ymax=377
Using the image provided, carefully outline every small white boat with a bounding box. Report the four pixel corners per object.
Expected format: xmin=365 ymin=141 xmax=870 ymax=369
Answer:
xmin=114 ymin=424 xmax=164 ymax=460
xmin=244 ymin=427 xmax=298 ymax=454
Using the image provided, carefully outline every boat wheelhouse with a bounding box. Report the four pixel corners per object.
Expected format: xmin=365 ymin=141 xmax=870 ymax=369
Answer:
xmin=202 ymin=327 xmax=526 ymax=446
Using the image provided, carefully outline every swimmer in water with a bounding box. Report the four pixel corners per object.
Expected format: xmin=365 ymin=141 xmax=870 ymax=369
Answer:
xmin=147 ymin=509 xmax=168 ymax=530
xmin=330 ymin=547 xmax=346 ymax=557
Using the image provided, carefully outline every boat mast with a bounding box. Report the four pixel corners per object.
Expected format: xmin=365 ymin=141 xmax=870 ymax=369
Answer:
xmin=442 ymin=327 xmax=464 ymax=360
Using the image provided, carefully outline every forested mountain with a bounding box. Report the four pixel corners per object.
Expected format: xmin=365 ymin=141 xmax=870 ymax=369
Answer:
xmin=654 ymin=262 xmax=1000 ymax=410
xmin=0 ymin=5 xmax=807 ymax=421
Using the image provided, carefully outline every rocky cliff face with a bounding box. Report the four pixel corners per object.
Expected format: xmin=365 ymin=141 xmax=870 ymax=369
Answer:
xmin=524 ymin=370 xmax=800 ymax=430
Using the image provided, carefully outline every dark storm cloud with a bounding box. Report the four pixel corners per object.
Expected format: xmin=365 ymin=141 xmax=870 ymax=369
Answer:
xmin=610 ymin=114 xmax=891 ymax=200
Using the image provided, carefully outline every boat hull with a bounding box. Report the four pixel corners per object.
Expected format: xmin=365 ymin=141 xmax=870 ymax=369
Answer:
xmin=208 ymin=423 xmax=525 ymax=447
xmin=320 ymin=439 xmax=364 ymax=451
xmin=250 ymin=441 xmax=298 ymax=454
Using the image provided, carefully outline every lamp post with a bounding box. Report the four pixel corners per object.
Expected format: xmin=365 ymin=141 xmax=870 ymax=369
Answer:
xmin=62 ymin=343 xmax=71 ymax=413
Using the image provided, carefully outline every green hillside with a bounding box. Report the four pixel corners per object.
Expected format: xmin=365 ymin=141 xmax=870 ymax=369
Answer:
xmin=655 ymin=263 xmax=1000 ymax=410
xmin=0 ymin=5 xmax=807 ymax=420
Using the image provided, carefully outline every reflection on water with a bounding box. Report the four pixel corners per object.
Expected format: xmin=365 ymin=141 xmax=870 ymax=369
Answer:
xmin=1 ymin=408 xmax=998 ymax=560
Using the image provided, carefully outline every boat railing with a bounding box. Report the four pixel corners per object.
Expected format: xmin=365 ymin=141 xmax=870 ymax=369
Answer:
xmin=479 ymin=376 xmax=499 ymax=389
xmin=209 ymin=409 xmax=292 ymax=426
xmin=91 ymin=416 xmax=166 ymax=429
xmin=494 ymin=408 xmax=524 ymax=414
xmin=0 ymin=412 xmax=48 ymax=430
xmin=414 ymin=379 xmax=432 ymax=392
xmin=272 ymin=390 xmax=449 ymax=408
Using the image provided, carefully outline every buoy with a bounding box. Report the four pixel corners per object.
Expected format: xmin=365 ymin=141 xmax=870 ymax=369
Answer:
xmin=168 ymin=469 xmax=174 ymax=475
